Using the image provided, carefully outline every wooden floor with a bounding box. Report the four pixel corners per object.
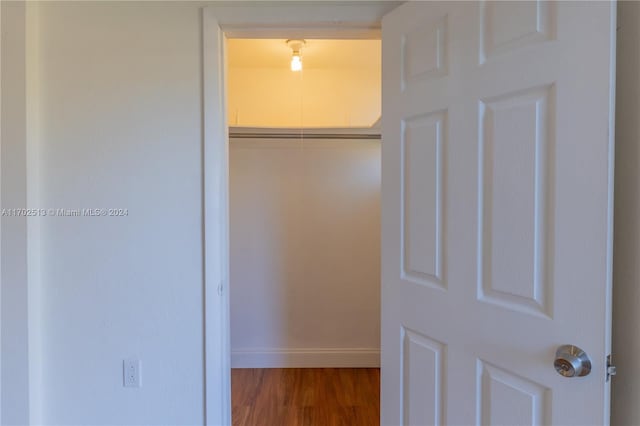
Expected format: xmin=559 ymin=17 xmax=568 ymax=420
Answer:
xmin=231 ymin=368 xmax=380 ymax=426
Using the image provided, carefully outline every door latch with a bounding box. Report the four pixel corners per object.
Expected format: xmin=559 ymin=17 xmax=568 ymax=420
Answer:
xmin=607 ymin=354 xmax=617 ymax=381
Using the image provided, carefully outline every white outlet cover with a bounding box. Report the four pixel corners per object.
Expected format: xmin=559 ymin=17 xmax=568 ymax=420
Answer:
xmin=123 ymin=359 xmax=141 ymax=388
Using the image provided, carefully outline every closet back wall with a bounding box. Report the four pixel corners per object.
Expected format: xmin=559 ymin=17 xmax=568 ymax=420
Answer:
xmin=229 ymin=135 xmax=381 ymax=368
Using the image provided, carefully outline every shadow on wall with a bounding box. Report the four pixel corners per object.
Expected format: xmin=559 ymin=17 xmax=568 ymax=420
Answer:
xmin=612 ymin=2 xmax=640 ymax=425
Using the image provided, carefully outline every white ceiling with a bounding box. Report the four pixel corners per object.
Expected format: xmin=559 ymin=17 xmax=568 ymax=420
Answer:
xmin=227 ymin=39 xmax=381 ymax=70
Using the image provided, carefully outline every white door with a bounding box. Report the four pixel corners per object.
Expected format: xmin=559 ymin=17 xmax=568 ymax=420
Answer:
xmin=381 ymin=1 xmax=616 ymax=425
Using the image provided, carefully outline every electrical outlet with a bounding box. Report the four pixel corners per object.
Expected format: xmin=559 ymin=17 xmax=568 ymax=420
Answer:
xmin=123 ymin=359 xmax=141 ymax=388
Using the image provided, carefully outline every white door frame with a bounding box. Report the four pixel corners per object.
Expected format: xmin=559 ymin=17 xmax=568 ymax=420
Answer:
xmin=202 ymin=3 xmax=396 ymax=424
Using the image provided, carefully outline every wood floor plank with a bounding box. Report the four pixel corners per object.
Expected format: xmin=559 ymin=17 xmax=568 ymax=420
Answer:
xmin=231 ymin=368 xmax=380 ymax=426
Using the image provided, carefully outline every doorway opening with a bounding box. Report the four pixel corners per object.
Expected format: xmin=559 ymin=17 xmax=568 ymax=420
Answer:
xmin=226 ymin=37 xmax=382 ymax=425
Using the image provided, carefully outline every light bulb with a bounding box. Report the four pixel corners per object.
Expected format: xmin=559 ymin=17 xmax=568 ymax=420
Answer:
xmin=291 ymin=54 xmax=302 ymax=72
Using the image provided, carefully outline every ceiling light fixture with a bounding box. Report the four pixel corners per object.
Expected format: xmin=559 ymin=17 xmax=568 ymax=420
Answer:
xmin=287 ymin=39 xmax=306 ymax=72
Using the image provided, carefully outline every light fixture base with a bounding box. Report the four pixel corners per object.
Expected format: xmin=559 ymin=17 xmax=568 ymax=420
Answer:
xmin=286 ymin=39 xmax=306 ymax=53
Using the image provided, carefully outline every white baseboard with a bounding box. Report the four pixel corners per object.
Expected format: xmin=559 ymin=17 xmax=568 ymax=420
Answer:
xmin=231 ymin=348 xmax=380 ymax=368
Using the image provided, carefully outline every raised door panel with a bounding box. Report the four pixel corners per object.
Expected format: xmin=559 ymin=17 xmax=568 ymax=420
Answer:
xmin=402 ymin=14 xmax=448 ymax=90
xmin=478 ymin=86 xmax=554 ymax=318
xmin=480 ymin=1 xmax=555 ymax=64
xmin=402 ymin=112 xmax=447 ymax=289
xmin=477 ymin=361 xmax=550 ymax=426
xmin=402 ymin=329 xmax=446 ymax=426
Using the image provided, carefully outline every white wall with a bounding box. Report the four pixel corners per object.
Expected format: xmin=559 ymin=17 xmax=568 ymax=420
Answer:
xmin=228 ymin=67 xmax=381 ymax=128
xmin=227 ymin=39 xmax=381 ymax=129
xmin=33 ymin=3 xmax=204 ymax=424
xmin=1 ymin=2 xmax=30 ymax=424
xmin=229 ymin=137 xmax=381 ymax=367
xmin=612 ymin=2 xmax=640 ymax=425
